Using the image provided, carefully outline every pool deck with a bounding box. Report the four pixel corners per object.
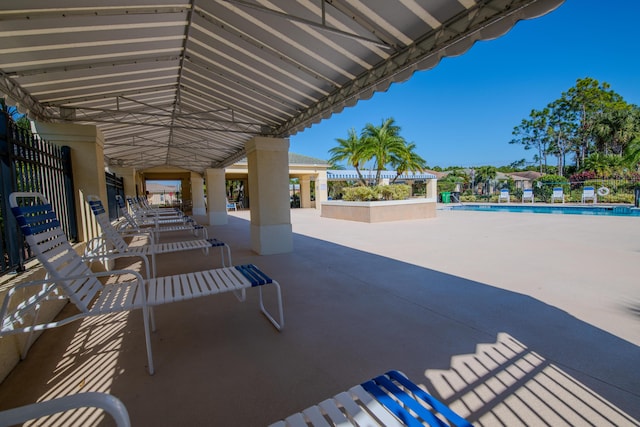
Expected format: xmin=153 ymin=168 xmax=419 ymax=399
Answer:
xmin=0 ymin=207 xmax=638 ymax=426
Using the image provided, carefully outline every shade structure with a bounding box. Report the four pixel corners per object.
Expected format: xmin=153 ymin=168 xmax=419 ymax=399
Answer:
xmin=327 ymin=170 xmax=436 ymax=181
xmin=0 ymin=0 xmax=564 ymax=173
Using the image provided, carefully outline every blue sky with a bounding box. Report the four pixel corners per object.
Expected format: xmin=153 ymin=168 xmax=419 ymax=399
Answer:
xmin=289 ymin=0 xmax=640 ymax=168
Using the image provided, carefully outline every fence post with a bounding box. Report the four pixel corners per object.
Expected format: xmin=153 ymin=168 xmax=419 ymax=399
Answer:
xmin=61 ymin=146 xmax=78 ymax=242
xmin=0 ymin=114 xmax=23 ymax=271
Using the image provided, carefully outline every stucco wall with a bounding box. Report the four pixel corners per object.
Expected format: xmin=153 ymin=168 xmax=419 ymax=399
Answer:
xmin=321 ymin=198 xmax=437 ymax=223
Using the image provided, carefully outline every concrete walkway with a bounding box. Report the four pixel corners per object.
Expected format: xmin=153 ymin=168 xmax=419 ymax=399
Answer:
xmin=0 ymin=208 xmax=638 ymax=426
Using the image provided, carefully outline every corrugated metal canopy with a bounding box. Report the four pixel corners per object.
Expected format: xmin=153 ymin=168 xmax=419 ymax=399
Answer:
xmin=0 ymin=0 xmax=564 ymax=173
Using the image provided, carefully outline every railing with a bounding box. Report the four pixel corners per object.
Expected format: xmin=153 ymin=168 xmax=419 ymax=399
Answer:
xmin=105 ymin=171 xmax=124 ymax=221
xmin=458 ymin=178 xmax=640 ymax=204
xmin=0 ymin=112 xmax=76 ymax=273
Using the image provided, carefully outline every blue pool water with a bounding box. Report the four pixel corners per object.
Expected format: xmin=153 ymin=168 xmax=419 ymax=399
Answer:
xmin=446 ymin=204 xmax=640 ymax=217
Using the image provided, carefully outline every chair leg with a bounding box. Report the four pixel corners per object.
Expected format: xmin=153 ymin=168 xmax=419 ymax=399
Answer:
xmin=222 ymin=244 xmax=232 ymax=267
xmin=141 ymin=305 xmax=155 ymax=375
xmin=258 ymin=281 xmax=284 ymax=331
xmin=151 ymin=253 xmax=157 ymax=278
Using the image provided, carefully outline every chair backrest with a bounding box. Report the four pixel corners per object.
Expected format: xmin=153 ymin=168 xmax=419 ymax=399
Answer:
xmin=523 ymin=189 xmax=533 ymax=197
xmin=115 ymin=195 xmax=140 ymax=230
xmin=125 ymin=196 xmax=144 ymax=216
xmin=500 ymin=189 xmax=509 ymax=195
xmin=583 ymin=186 xmax=595 ymax=196
xmin=552 ymin=187 xmax=563 ymax=195
xmin=87 ymin=196 xmax=130 ymax=253
xmin=10 ymin=192 xmax=102 ymax=313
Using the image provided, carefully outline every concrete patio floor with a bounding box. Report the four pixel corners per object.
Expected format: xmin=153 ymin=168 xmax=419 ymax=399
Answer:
xmin=0 ymin=207 xmax=638 ymax=426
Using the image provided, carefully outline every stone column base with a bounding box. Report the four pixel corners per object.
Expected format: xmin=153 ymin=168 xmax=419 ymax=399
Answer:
xmin=251 ymin=223 xmax=293 ymax=255
xmin=209 ymin=211 xmax=229 ymax=225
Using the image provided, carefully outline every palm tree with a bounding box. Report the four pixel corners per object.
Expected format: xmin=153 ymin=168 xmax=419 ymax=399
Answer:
xmin=582 ymin=153 xmax=626 ymax=178
xmin=328 ymin=128 xmax=367 ymax=186
xmin=361 ymin=118 xmax=407 ymax=185
xmin=390 ymin=142 xmax=427 ymax=183
xmin=474 ymin=165 xmax=497 ymax=195
xmin=593 ymin=108 xmax=638 ymax=155
xmin=623 ymin=137 xmax=640 ymax=171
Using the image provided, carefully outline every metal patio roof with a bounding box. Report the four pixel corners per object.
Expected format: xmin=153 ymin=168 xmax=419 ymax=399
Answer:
xmin=0 ymin=0 xmax=564 ymax=174
xmin=327 ymin=170 xmax=436 ymax=181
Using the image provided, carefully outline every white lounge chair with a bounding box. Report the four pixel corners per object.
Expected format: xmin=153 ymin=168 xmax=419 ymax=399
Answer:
xmin=522 ymin=188 xmax=534 ymax=203
xmin=581 ymin=186 xmax=597 ymax=204
xmin=498 ymin=189 xmax=510 ymax=203
xmin=269 ymin=370 xmax=472 ymax=427
xmin=226 ymin=198 xmax=237 ymax=211
xmin=2 ymin=192 xmax=284 ymax=375
xmin=88 ymin=196 xmax=230 ymax=277
xmin=551 ymin=187 xmax=565 ymax=203
xmin=126 ymin=196 xmax=186 ymax=226
xmin=0 ymin=392 xmax=130 ymax=427
xmin=116 ymin=195 xmax=207 ymax=239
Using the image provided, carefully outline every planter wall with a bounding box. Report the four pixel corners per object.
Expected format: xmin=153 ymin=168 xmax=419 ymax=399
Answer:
xmin=320 ymin=198 xmax=437 ymax=223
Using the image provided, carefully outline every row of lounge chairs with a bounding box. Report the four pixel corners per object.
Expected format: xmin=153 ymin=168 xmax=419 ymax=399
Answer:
xmin=498 ymin=186 xmax=599 ymax=204
xmin=1 ymin=192 xmax=283 ymax=377
xmin=0 ymin=192 xmax=472 ymax=426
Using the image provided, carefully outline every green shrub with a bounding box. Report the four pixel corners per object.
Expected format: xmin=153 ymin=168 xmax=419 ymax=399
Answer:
xmin=380 ymin=184 xmax=410 ymax=200
xmin=341 ymin=184 xmax=410 ymax=201
xmin=599 ymin=193 xmax=634 ymax=204
xmin=533 ymin=175 xmax=569 ymax=202
xmin=342 ymin=186 xmax=376 ymax=201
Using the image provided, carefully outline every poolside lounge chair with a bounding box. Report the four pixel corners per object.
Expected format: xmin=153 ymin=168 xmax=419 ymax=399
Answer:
xmin=126 ymin=196 xmax=186 ymax=226
xmin=498 ymin=189 xmax=510 ymax=203
xmin=2 ymin=192 xmax=284 ymax=375
xmin=522 ymin=188 xmax=534 ymax=203
xmin=0 ymin=393 xmax=131 ymax=427
xmin=87 ymin=196 xmax=230 ymax=277
xmin=551 ymin=187 xmax=565 ymax=203
xmin=138 ymin=195 xmax=183 ymax=216
xmin=581 ymin=186 xmax=597 ymax=204
xmin=269 ymin=370 xmax=472 ymax=427
xmin=226 ymin=198 xmax=237 ymax=211
xmin=116 ymin=195 xmax=207 ymax=239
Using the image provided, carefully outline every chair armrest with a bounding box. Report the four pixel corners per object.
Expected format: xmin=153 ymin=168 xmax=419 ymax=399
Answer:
xmin=0 ymin=392 xmax=131 ymax=427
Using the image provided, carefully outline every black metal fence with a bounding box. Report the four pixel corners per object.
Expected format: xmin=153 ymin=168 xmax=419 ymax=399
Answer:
xmin=105 ymin=171 xmax=124 ymax=221
xmin=0 ymin=112 xmax=76 ymax=273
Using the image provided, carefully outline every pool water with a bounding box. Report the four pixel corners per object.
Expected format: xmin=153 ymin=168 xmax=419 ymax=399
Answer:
xmin=446 ymin=204 xmax=640 ymax=217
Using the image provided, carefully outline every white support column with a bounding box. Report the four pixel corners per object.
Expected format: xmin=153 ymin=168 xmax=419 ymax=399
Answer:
xmin=427 ymin=178 xmax=438 ymax=199
xmin=300 ymin=176 xmax=311 ymax=208
xmin=191 ymin=172 xmax=206 ymax=216
xmin=315 ymin=171 xmax=328 ymax=207
xmin=246 ymin=137 xmax=292 ymax=255
xmin=205 ymin=168 xmax=227 ymax=225
xmin=33 ymin=121 xmax=107 ymax=244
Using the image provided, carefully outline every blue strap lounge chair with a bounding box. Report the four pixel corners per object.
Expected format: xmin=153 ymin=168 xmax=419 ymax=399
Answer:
xmin=269 ymin=370 xmax=472 ymax=427
xmin=87 ymin=196 xmax=230 ymax=277
xmin=551 ymin=187 xmax=565 ymax=203
xmin=581 ymin=186 xmax=597 ymax=204
xmin=498 ymin=189 xmax=510 ymax=203
xmin=115 ymin=195 xmax=207 ymax=239
xmin=1 ymin=192 xmax=283 ymax=375
xmin=522 ymin=188 xmax=534 ymax=203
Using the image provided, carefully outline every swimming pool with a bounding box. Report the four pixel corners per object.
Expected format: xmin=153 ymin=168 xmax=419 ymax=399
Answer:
xmin=445 ymin=204 xmax=640 ymax=217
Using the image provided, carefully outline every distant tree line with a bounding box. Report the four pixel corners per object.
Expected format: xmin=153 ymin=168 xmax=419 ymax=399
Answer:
xmin=509 ymin=77 xmax=640 ymax=179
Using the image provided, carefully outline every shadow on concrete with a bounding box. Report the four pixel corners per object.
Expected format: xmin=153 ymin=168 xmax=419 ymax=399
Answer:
xmin=0 ymin=214 xmax=638 ymax=425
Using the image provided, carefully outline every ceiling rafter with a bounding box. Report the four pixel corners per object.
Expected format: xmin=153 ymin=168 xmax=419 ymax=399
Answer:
xmin=0 ymin=0 xmax=564 ymax=173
